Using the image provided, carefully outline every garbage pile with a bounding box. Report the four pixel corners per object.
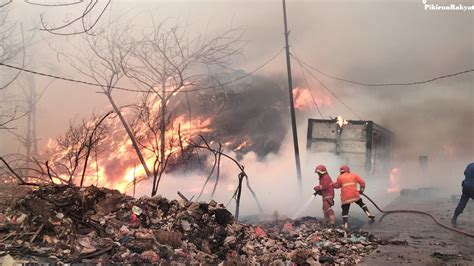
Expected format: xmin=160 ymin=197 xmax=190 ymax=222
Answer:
xmin=0 ymin=185 xmax=378 ymax=264
xmin=0 ymin=183 xmax=30 ymax=212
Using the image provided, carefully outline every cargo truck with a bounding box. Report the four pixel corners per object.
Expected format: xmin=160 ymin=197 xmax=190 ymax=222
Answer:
xmin=306 ymin=117 xmax=393 ymax=176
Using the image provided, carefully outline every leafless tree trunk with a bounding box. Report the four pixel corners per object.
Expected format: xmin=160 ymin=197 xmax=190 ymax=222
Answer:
xmin=0 ymin=11 xmax=25 ymax=90
xmin=65 ymin=24 xmax=154 ymax=184
xmin=235 ymin=171 xmax=245 ymax=220
xmin=59 ymin=15 xmax=243 ymax=195
xmin=0 ymin=10 xmax=27 ymax=131
xmin=121 ymin=18 xmax=243 ymax=195
xmin=105 ymin=92 xmax=153 ymax=181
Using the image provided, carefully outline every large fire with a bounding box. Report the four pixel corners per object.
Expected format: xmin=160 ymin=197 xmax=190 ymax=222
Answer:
xmin=293 ymin=87 xmax=331 ymax=110
xmin=10 ymin=85 xmax=330 ymax=194
xmin=41 ymin=91 xmax=261 ymax=194
xmin=42 ymin=95 xmax=219 ymax=193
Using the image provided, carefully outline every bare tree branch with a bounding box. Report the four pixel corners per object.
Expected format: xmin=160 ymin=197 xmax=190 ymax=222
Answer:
xmin=192 ymin=135 xmax=263 ymax=215
xmin=36 ymin=0 xmax=111 ymax=36
xmin=0 ymin=0 xmax=12 ymax=9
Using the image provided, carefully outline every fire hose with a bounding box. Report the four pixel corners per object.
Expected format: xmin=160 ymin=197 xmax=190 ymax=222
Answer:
xmin=361 ymin=192 xmax=474 ymax=238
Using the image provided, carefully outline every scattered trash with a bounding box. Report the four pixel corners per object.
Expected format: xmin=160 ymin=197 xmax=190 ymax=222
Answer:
xmin=132 ymin=206 xmax=142 ymax=215
xmin=349 ymin=235 xmax=367 ymax=243
xmin=254 ymin=226 xmax=267 ymax=238
xmin=0 ymin=184 xmax=378 ymax=264
xmin=282 ymin=222 xmax=294 ymax=233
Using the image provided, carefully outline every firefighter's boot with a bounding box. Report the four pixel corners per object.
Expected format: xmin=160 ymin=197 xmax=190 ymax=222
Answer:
xmin=323 ymin=212 xmax=329 ymax=225
xmin=362 ymin=205 xmax=375 ymax=220
xmin=451 ymin=215 xmax=458 ymax=227
xmin=342 ymin=216 xmax=349 ymax=229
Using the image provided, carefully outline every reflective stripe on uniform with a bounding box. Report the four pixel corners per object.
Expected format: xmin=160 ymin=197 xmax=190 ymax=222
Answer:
xmin=323 ymin=196 xmax=333 ymax=199
xmin=342 ymin=182 xmax=356 ymax=187
xmin=341 ymin=197 xmax=360 ymax=204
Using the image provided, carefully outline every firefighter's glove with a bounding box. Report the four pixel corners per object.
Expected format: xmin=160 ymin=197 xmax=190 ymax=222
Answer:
xmin=359 ymin=188 xmax=365 ymax=194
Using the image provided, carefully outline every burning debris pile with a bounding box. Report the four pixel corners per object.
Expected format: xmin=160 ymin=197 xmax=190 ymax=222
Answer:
xmin=0 ymin=185 xmax=378 ymax=264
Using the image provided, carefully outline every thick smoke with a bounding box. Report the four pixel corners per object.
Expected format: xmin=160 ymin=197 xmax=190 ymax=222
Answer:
xmin=0 ymin=0 xmax=472 ymax=216
xmin=171 ymin=75 xmax=291 ymax=158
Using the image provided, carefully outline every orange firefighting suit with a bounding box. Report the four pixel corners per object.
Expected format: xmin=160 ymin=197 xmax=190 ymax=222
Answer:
xmin=333 ymin=165 xmax=374 ymax=225
xmin=333 ymin=169 xmax=365 ymax=205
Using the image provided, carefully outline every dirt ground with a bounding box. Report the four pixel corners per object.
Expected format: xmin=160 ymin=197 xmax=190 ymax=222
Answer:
xmin=361 ymin=193 xmax=474 ymax=265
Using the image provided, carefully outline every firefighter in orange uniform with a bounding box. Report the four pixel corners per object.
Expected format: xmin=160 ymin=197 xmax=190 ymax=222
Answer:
xmin=313 ymin=165 xmax=335 ymax=225
xmin=333 ymin=165 xmax=375 ymax=228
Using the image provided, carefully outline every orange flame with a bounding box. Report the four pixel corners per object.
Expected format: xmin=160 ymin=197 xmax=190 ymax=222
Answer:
xmin=387 ymin=168 xmax=400 ymax=193
xmin=293 ymin=87 xmax=331 ymax=110
xmin=43 ymin=93 xmax=246 ymax=194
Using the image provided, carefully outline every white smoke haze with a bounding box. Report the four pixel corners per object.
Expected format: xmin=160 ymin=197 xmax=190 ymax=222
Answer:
xmin=0 ymin=0 xmax=472 ymax=218
xmin=131 ymin=118 xmax=400 ymax=219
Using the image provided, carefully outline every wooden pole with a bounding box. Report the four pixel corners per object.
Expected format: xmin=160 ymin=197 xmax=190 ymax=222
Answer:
xmin=282 ymin=0 xmax=303 ymax=192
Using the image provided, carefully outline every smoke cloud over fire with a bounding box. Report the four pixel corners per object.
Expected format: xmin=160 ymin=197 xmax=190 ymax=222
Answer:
xmin=42 ymin=75 xmax=334 ymax=194
xmin=0 ymin=0 xmax=472 ymax=217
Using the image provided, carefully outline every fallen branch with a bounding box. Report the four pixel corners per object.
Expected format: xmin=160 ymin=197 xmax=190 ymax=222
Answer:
xmin=69 ymin=245 xmax=113 ymax=263
xmin=0 ymin=231 xmax=16 ymax=243
xmin=177 ymin=191 xmax=189 ymax=202
xmin=29 ymin=224 xmax=44 ymax=243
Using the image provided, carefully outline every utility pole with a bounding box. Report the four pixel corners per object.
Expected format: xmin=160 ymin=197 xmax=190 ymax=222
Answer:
xmin=282 ymin=0 xmax=303 ymax=192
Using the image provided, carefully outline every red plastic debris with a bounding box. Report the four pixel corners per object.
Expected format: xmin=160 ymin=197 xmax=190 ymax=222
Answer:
xmin=130 ymin=212 xmax=140 ymax=228
xmin=310 ymin=233 xmax=321 ymax=243
xmin=140 ymin=250 xmax=159 ymax=263
xmin=254 ymin=226 xmax=267 ymax=238
xmin=282 ymin=223 xmax=294 ymax=232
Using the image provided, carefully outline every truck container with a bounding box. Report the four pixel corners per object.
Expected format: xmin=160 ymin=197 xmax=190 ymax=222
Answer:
xmin=306 ymin=118 xmax=393 ymax=176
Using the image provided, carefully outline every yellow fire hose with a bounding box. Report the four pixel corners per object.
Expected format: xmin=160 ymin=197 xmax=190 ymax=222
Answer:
xmin=361 ymin=192 xmax=474 ymax=238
